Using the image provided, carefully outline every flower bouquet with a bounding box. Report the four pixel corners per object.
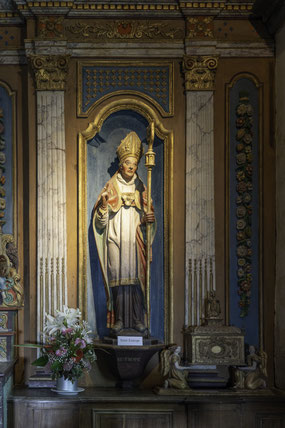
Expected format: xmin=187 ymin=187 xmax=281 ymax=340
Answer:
xmin=31 ymin=306 xmax=96 ymax=393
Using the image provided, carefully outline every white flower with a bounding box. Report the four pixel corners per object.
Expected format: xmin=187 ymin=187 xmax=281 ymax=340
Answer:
xmin=55 ymin=306 xmax=81 ymax=328
xmin=43 ymin=306 xmax=82 ymax=336
xmin=44 ymin=313 xmax=63 ymax=336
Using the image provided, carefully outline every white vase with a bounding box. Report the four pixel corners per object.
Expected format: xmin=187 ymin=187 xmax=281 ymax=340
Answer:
xmin=52 ymin=376 xmax=84 ymax=395
xmin=56 ymin=376 xmax=78 ymax=392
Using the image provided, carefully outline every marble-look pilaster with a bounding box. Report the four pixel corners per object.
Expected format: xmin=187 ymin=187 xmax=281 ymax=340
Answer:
xmin=37 ymin=91 xmax=67 ymax=337
xmin=185 ymin=91 xmax=216 ymax=327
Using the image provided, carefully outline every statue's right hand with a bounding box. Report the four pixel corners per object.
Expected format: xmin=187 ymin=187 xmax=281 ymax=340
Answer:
xmin=101 ymin=184 xmax=109 ymax=207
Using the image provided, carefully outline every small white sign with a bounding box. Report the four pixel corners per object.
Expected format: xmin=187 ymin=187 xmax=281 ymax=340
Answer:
xmin=117 ymin=336 xmax=143 ymax=346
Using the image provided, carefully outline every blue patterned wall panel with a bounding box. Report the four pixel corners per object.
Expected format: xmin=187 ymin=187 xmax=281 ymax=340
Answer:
xmin=0 ymin=84 xmax=14 ymax=236
xmin=78 ymin=63 xmax=173 ymax=117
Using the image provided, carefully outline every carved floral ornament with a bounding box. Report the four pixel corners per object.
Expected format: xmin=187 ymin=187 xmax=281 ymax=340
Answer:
xmin=234 ymin=91 xmax=254 ymax=318
xmin=0 ymin=233 xmax=23 ymax=308
xmin=38 ymin=16 xmax=64 ymax=39
xmin=30 ymin=55 xmax=70 ymax=91
xmin=183 ymin=56 xmax=219 ymax=91
xmin=65 ymin=20 xmax=184 ymax=40
xmin=186 ymin=16 xmax=214 ymax=39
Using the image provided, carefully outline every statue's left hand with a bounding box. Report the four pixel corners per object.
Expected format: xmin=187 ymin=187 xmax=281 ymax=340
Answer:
xmin=142 ymin=212 xmax=155 ymax=223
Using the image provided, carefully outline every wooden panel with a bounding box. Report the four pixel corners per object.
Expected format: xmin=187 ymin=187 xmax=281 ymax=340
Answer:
xmin=8 ymin=388 xmax=285 ymax=428
xmin=256 ymin=414 xmax=285 ymax=428
xmin=8 ymin=401 xmax=33 ymax=428
xmin=92 ymin=410 xmax=173 ymax=428
xmin=188 ymin=404 xmax=242 ymax=428
xmin=32 ymin=408 xmax=79 ymax=428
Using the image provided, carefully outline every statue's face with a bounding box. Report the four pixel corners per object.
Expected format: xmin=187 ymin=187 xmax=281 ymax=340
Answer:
xmin=120 ymin=156 xmax=138 ymax=182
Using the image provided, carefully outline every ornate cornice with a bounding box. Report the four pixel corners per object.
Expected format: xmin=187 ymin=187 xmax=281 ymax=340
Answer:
xmin=180 ymin=1 xmax=253 ymax=13
xmin=30 ymin=55 xmax=70 ymax=90
xmin=183 ymin=55 xmax=219 ymax=91
xmin=13 ymin=1 xmax=254 ymax=18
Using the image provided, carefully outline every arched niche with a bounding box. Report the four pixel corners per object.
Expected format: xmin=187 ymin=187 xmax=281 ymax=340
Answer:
xmin=78 ymin=98 xmax=173 ymax=343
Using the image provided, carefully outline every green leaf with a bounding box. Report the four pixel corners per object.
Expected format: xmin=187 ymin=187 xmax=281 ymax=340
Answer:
xmin=51 ymin=361 xmax=61 ymax=371
xmin=14 ymin=343 xmax=43 ymax=349
xmin=31 ymin=355 xmax=49 ymax=367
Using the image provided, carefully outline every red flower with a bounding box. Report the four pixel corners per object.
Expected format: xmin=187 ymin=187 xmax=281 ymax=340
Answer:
xmin=75 ymin=349 xmax=84 ymax=362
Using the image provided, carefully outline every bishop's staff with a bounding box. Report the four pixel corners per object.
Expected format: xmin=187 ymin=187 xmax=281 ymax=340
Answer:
xmin=145 ymin=121 xmax=155 ymax=336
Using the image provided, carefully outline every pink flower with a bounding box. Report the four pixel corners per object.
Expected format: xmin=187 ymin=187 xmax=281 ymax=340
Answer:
xmin=75 ymin=338 xmax=86 ymax=349
xmin=61 ymin=328 xmax=73 ymax=335
xmin=55 ymin=347 xmax=67 ymax=356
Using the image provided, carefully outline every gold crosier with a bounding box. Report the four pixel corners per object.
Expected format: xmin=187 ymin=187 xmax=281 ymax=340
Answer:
xmin=145 ymin=122 xmax=155 ymax=336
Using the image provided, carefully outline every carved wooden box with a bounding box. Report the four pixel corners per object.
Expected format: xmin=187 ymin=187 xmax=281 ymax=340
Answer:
xmin=184 ymin=324 xmax=245 ymax=366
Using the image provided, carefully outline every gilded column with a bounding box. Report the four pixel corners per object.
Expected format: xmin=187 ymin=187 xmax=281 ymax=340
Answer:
xmin=183 ymin=55 xmax=218 ymax=327
xmin=31 ymin=55 xmax=69 ymax=339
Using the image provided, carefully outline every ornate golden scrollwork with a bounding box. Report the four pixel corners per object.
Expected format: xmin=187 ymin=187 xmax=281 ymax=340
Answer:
xmin=0 ymin=226 xmax=23 ymax=308
xmin=183 ymin=55 xmax=219 ymax=91
xmin=66 ymin=20 xmax=184 ymax=40
xmin=30 ymin=55 xmax=70 ymax=91
xmin=0 ymin=338 xmax=7 ymax=360
xmin=186 ymin=16 xmax=214 ymax=39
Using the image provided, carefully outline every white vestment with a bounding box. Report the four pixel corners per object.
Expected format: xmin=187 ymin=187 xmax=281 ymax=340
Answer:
xmin=95 ymin=173 xmax=141 ymax=287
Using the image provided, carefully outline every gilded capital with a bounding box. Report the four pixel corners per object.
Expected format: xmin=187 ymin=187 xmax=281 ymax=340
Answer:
xmin=183 ymin=55 xmax=219 ymax=91
xmin=30 ymin=55 xmax=70 ymax=91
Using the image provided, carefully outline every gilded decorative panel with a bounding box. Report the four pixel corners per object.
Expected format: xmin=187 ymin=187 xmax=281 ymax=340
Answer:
xmin=0 ymin=312 xmax=8 ymax=330
xmin=186 ymin=16 xmax=214 ymax=39
xmin=66 ymin=20 xmax=184 ymax=41
xmin=77 ymin=61 xmax=173 ymax=117
xmin=37 ymin=16 xmax=64 ymax=39
xmin=0 ymin=337 xmax=7 ymax=361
